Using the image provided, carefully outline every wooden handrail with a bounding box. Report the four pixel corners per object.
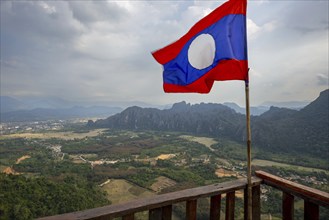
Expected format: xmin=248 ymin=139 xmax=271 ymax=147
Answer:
xmin=255 ymin=170 xmax=329 ymax=207
xmin=37 ymin=171 xmax=329 ymax=220
xmin=38 ymin=177 xmax=262 ymax=220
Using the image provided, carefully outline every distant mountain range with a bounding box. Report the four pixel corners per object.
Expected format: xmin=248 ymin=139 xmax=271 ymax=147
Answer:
xmin=223 ymin=100 xmax=309 ymax=116
xmin=223 ymin=102 xmax=270 ymax=115
xmin=0 ymin=96 xmax=73 ymax=113
xmin=0 ymin=96 xmax=168 ymax=113
xmin=0 ymin=106 xmax=122 ymax=122
xmin=0 ymin=94 xmax=311 ymax=122
xmin=88 ymin=89 xmax=328 ymax=160
xmin=0 ymin=96 xmax=169 ymax=122
xmin=261 ymin=100 xmax=310 ymax=109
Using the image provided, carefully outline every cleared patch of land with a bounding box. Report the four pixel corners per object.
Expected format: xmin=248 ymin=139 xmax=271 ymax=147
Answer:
xmin=2 ymin=155 xmax=31 ymax=175
xmin=135 ymin=154 xmax=176 ymax=165
xmin=69 ymin=155 xmax=87 ymax=164
xmin=101 ymin=179 xmax=154 ymax=204
xmin=0 ymin=129 xmax=107 ymax=140
xmin=70 ymin=154 xmax=98 ymax=164
xmin=252 ymin=159 xmax=329 ymax=175
xmin=215 ymin=168 xmax=237 ymax=177
xmin=150 ymin=176 xmax=177 ymax=192
xmin=2 ymin=167 xmax=16 ymax=175
xmin=16 ymin=155 xmax=31 ymax=164
xmin=156 ymin=154 xmax=176 ymax=160
xmin=180 ymin=135 xmax=217 ymax=151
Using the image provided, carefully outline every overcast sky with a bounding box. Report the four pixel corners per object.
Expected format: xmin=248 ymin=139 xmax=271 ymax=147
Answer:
xmin=1 ymin=0 xmax=328 ymax=107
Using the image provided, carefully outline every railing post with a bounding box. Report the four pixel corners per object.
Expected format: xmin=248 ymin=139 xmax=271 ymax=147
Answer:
xmin=244 ymin=188 xmax=248 ymax=220
xmin=162 ymin=205 xmax=172 ymax=220
xmin=149 ymin=206 xmax=172 ymax=220
xmin=282 ymin=192 xmax=294 ymax=220
xmin=252 ymin=185 xmax=261 ymax=220
xmin=225 ymin=191 xmax=235 ymax=220
xmin=123 ymin=213 xmax=134 ymax=220
xmin=244 ymin=186 xmax=260 ymax=220
xmin=149 ymin=207 xmax=162 ymax=220
xmin=186 ymin=199 xmax=197 ymax=220
xmin=210 ymin=194 xmax=221 ymax=220
xmin=304 ymin=200 xmax=319 ymax=220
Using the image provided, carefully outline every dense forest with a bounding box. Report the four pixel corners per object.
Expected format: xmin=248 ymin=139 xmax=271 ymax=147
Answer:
xmin=0 ymin=174 xmax=109 ymax=220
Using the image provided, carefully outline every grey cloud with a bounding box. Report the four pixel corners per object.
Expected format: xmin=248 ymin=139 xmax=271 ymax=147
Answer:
xmin=294 ymin=26 xmax=329 ymax=35
xmin=1 ymin=2 xmax=83 ymax=42
xmin=1 ymin=1 xmax=83 ymax=72
xmin=68 ymin=1 xmax=128 ymax=26
xmin=317 ymin=74 xmax=329 ymax=86
xmin=280 ymin=1 xmax=328 ymax=33
xmin=1 ymin=1 xmax=328 ymax=106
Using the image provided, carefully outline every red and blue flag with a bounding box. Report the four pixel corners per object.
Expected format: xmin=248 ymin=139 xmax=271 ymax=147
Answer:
xmin=152 ymin=0 xmax=248 ymax=93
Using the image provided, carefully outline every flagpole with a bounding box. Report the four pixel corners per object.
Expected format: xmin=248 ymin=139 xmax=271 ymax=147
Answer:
xmin=245 ymin=77 xmax=252 ymax=220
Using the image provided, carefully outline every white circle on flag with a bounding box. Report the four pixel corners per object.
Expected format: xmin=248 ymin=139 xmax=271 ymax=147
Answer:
xmin=188 ymin=33 xmax=216 ymax=70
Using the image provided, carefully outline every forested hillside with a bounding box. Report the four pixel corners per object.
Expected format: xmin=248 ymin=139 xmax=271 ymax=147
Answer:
xmin=251 ymin=89 xmax=328 ymax=160
xmin=89 ymin=90 xmax=329 ymax=160
xmin=89 ymin=101 xmax=245 ymax=140
xmin=0 ymin=174 xmax=109 ymax=220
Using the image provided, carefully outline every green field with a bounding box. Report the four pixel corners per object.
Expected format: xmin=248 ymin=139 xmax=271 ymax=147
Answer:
xmin=252 ymin=159 xmax=329 ymax=175
xmin=0 ymin=129 xmax=107 ymax=140
xmin=101 ymin=179 xmax=154 ymax=204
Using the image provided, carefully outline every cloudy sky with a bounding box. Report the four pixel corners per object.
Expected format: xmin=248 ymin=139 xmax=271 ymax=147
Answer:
xmin=1 ymin=0 xmax=328 ymax=107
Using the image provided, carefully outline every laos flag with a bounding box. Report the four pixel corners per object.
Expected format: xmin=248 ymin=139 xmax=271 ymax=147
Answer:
xmin=152 ymin=0 xmax=248 ymax=93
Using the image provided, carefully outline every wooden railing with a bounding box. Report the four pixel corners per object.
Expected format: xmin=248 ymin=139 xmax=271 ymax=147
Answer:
xmin=256 ymin=170 xmax=329 ymax=220
xmin=38 ymin=171 xmax=329 ymax=220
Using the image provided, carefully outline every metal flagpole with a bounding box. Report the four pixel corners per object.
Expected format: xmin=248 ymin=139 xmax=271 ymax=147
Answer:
xmin=245 ymin=77 xmax=252 ymax=220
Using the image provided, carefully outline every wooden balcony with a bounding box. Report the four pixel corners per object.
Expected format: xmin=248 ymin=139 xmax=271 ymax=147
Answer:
xmin=38 ymin=170 xmax=329 ymax=220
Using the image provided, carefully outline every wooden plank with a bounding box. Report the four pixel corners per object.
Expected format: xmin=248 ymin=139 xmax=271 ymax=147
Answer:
xmin=252 ymin=185 xmax=261 ymax=220
xmin=149 ymin=208 xmax=162 ymax=220
xmin=122 ymin=213 xmax=134 ymax=220
xmin=37 ymin=178 xmax=262 ymax=220
xmin=162 ymin=205 xmax=172 ymax=220
xmin=210 ymin=194 xmax=221 ymax=220
xmin=304 ymin=200 xmax=319 ymax=220
xmin=282 ymin=192 xmax=294 ymax=220
xmin=225 ymin=191 xmax=235 ymax=220
xmin=186 ymin=200 xmax=197 ymax=220
xmin=255 ymin=170 xmax=329 ymax=207
xmin=244 ymin=188 xmax=248 ymax=220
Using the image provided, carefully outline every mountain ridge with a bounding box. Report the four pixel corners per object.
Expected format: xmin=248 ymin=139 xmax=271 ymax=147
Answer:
xmin=1 ymin=106 xmax=122 ymax=122
xmin=89 ymin=89 xmax=329 ymax=160
xmin=0 ymin=96 xmax=169 ymax=113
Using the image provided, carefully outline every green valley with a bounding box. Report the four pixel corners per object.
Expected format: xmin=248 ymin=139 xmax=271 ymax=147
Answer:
xmin=1 ymin=124 xmax=328 ymax=219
